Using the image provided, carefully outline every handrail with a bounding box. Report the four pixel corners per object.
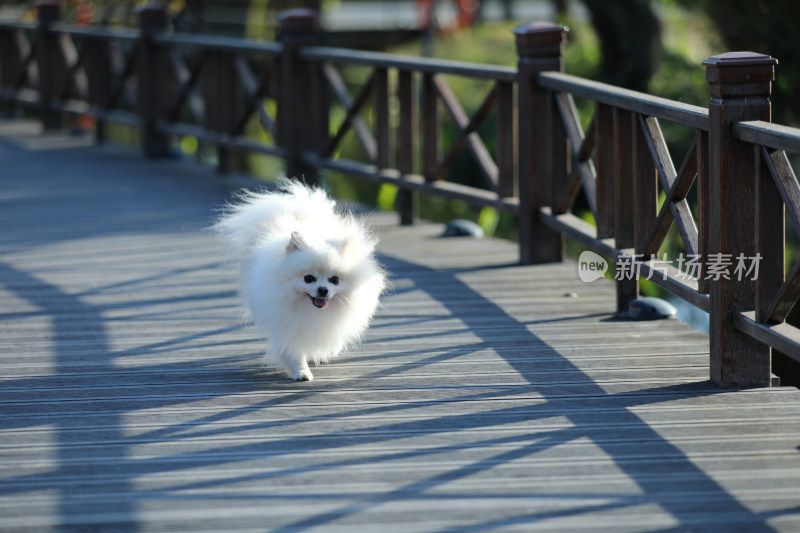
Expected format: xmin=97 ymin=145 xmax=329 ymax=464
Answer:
xmin=538 ymin=71 xmax=709 ymax=130
xmin=49 ymin=22 xmax=139 ymax=41
xmin=156 ymin=32 xmax=283 ymax=55
xmin=0 ymin=21 xmax=35 ymax=30
xmin=300 ymin=46 xmax=518 ymax=82
xmin=734 ymin=120 xmax=800 ymax=153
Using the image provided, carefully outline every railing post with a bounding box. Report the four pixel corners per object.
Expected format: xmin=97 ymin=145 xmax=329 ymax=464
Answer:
xmin=278 ymin=9 xmax=319 ymax=184
xmin=614 ymin=109 xmax=639 ymax=312
xmin=84 ymin=36 xmax=112 ymax=144
xmin=704 ymin=51 xmax=777 ymax=387
xmin=0 ymin=26 xmax=23 ymax=118
xmin=36 ymin=0 xmax=63 ymax=131
xmin=397 ymin=69 xmax=418 ymax=225
xmin=421 ymin=72 xmax=438 ymax=183
xmin=137 ymin=2 xmax=171 ymax=157
xmin=201 ymin=50 xmax=239 ymax=173
xmin=514 ymin=22 xmax=567 ymax=265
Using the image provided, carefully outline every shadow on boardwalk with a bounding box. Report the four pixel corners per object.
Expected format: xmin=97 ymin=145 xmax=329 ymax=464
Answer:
xmin=1 ymin=120 xmax=799 ymax=532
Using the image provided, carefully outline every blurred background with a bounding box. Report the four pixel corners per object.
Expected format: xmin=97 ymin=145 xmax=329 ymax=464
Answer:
xmin=1 ymin=0 xmax=797 ymax=126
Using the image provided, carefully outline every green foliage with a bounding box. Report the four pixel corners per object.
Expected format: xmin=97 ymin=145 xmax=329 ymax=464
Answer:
xmin=671 ymin=0 xmax=800 ymax=125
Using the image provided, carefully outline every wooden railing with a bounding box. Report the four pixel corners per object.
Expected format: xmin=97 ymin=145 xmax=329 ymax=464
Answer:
xmin=1 ymin=5 xmax=799 ymax=388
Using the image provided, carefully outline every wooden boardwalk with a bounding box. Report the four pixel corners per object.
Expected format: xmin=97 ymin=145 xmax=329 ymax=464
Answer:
xmin=1 ymin=119 xmax=800 ymax=532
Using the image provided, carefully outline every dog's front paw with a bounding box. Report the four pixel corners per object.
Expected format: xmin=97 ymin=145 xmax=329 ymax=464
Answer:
xmin=294 ymin=368 xmax=313 ymax=381
xmin=289 ymin=360 xmax=313 ymax=381
xmin=282 ymin=355 xmax=313 ymax=382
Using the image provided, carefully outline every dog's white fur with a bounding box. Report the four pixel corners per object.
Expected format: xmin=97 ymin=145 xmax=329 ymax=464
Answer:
xmin=213 ymin=179 xmax=385 ymax=381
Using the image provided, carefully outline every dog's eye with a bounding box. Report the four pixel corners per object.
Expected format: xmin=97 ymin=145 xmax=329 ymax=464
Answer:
xmin=329 ymin=276 xmax=340 ymax=286
xmin=303 ymin=275 xmax=316 ymax=284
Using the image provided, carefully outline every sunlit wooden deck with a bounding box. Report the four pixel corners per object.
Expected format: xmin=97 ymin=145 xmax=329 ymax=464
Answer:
xmin=2 ymin=119 xmax=800 ymax=532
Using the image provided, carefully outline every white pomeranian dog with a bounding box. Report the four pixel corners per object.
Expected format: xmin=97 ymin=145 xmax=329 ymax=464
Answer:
xmin=213 ymin=179 xmax=386 ymax=381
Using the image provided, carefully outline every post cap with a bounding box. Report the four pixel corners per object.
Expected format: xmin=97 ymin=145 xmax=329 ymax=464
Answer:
xmin=137 ymin=2 xmax=168 ymax=30
xmin=513 ymin=22 xmax=567 ymax=58
xmin=278 ymin=9 xmax=319 ymax=39
xmin=35 ymin=0 xmax=60 ymax=22
xmin=513 ymin=22 xmax=567 ymax=44
xmin=704 ymin=51 xmax=777 ymax=83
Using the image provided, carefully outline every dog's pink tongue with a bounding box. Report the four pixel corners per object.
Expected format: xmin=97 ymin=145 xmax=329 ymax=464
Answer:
xmin=313 ymin=297 xmax=327 ymax=308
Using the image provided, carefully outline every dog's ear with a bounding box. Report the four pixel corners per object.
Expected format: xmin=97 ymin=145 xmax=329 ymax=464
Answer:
xmin=287 ymin=232 xmax=308 ymax=253
xmin=337 ymin=234 xmax=374 ymax=257
xmin=336 ymin=236 xmax=356 ymax=256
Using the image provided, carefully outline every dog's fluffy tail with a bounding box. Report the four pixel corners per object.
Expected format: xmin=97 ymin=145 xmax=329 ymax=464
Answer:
xmin=211 ymin=178 xmax=336 ymax=263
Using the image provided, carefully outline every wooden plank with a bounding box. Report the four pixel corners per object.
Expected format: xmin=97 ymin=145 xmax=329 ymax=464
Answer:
xmin=642 ymin=198 xmax=698 ymax=259
xmin=555 ymin=165 xmax=582 ymax=214
xmin=549 ymin=90 xmax=569 ymax=221
xmin=539 ymin=71 xmax=709 ymax=130
xmin=421 ymin=72 xmax=439 ymax=182
xmin=638 ymin=120 xmax=702 ymax=264
xmin=303 ymin=153 xmax=519 ymax=213
xmin=706 ymin=55 xmax=774 ymax=387
xmin=2 ymin=121 xmax=800 ymax=533
xmin=576 ymin=111 xmax=596 ymax=161
xmin=555 ymin=92 xmax=597 ymax=216
xmin=633 ymin=114 xmax=658 ymax=256
xmin=517 ymin=32 xmax=564 ymax=264
xmin=555 ymin=92 xmax=584 ymax=152
xmin=155 ymin=31 xmax=283 ymax=56
xmin=614 ymin=108 xmax=638 ymax=312
xmin=734 ymin=120 xmax=800 ymax=154
xmin=734 ymin=312 xmax=800 ymax=363
xmin=763 ymin=258 xmax=800 ymax=325
xmin=495 ymin=81 xmax=515 ymax=198
xmin=322 ymin=63 xmax=377 ymax=162
xmin=374 ymin=67 xmax=391 ymax=169
xmin=642 ymin=197 xmax=676 ymax=257
xmin=595 ymin=104 xmax=615 ymax=239
xmin=200 ymin=50 xmax=239 ymax=167
xmin=638 ymin=136 xmax=702 ymax=259
xmin=757 ymin=146 xmax=787 ymax=324
xmin=232 ymin=55 xmax=276 ymax=139
xmin=58 ymin=33 xmax=87 ymax=101
xmin=763 ymin=148 xmax=800 ymax=236
xmin=82 ymin=36 xmax=112 ymax=142
xmin=107 ymin=41 xmax=138 ymax=112
xmin=697 ymin=131 xmax=710 ymax=294
xmin=168 ymin=48 xmax=205 ymax=123
xmin=49 ymin=23 xmax=139 ymax=42
xmin=640 ymin=115 xmax=677 ymax=191
xmin=669 ymin=133 xmax=699 ymax=203
xmin=301 ymin=45 xmax=517 ymax=81
xmin=396 ymin=69 xmax=417 ymax=224
xmin=0 ymin=28 xmax=25 ymax=90
xmin=432 ymin=75 xmax=498 ymax=188
xmin=670 ymin=199 xmax=699 ymax=256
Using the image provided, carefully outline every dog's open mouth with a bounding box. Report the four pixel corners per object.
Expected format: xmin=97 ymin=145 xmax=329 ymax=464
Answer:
xmin=310 ymin=296 xmax=328 ymax=308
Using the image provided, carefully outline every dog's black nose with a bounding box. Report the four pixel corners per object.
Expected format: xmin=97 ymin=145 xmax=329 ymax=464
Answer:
xmin=317 ymin=287 xmax=328 ymax=297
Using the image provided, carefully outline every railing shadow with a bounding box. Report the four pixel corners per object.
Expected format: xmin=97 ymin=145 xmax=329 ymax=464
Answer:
xmin=0 ymin=122 xmax=790 ymax=531
xmin=0 ymin=254 xmax=772 ymax=531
